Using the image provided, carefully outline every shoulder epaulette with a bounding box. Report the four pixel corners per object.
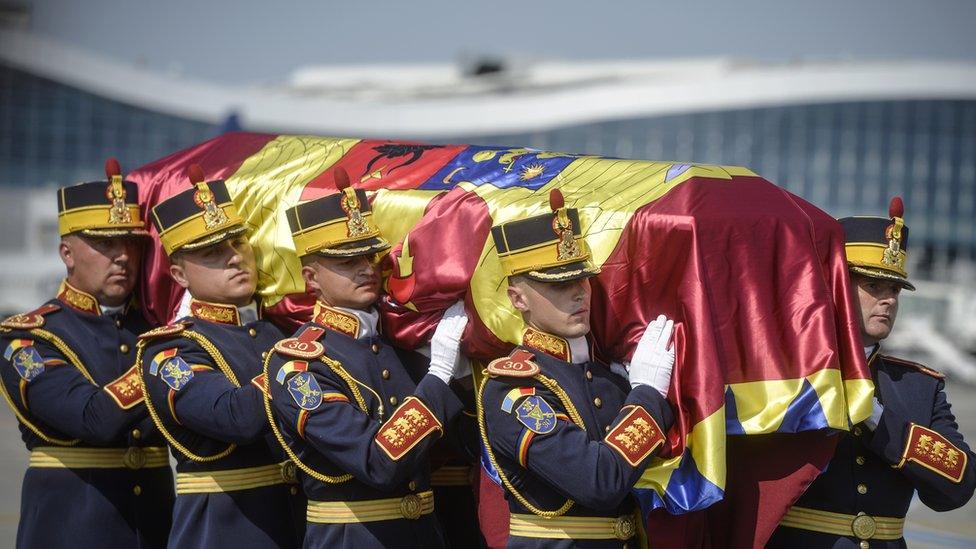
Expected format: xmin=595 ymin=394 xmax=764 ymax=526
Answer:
xmin=487 ymin=349 xmax=540 ymax=378
xmin=1 ymin=303 xmax=60 ymax=330
xmin=274 ymin=325 xmax=326 ymax=359
xmin=139 ymin=321 xmax=190 ymax=340
xmin=881 ymin=354 xmax=945 ymax=379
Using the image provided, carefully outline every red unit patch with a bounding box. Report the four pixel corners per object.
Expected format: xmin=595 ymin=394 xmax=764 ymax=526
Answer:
xmin=898 ymin=423 xmax=967 ymax=483
xmin=103 ymin=364 xmax=145 ymax=410
xmin=374 ymin=396 xmax=442 ymax=461
xmin=604 ymin=406 xmax=665 ymax=467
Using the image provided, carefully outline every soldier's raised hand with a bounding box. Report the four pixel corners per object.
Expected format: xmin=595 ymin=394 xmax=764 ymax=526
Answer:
xmin=628 ymin=314 xmax=675 ymax=396
xmin=428 ymin=300 xmax=469 ymax=383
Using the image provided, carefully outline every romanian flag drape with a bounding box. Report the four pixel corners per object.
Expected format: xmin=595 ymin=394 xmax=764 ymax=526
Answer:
xmin=130 ymin=133 xmax=873 ymax=547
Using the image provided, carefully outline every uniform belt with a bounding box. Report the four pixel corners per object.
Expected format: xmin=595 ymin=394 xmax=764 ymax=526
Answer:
xmin=29 ymin=446 xmax=169 ymax=470
xmin=780 ymin=506 xmax=905 ymax=541
xmin=306 ymin=491 xmax=435 ymax=524
xmin=430 ymin=465 xmax=471 ymax=486
xmin=509 ymin=512 xmax=637 ymax=540
xmin=175 ymin=462 xmax=295 ymax=494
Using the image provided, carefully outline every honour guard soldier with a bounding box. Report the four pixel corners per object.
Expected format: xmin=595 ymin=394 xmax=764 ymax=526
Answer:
xmin=137 ymin=165 xmax=302 ymax=548
xmin=0 ymin=159 xmax=174 ymax=548
xmin=477 ymin=190 xmax=676 ymax=547
xmin=262 ymin=169 xmax=470 ymax=548
xmin=769 ymin=198 xmax=976 ymax=548
xmin=392 ymin=338 xmax=484 ymax=548
xmin=427 ymin=389 xmax=485 ymax=548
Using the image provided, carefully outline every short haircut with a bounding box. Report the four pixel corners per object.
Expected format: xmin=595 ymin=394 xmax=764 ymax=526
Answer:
xmin=300 ymin=254 xmax=321 ymax=268
xmin=169 ymin=249 xmax=186 ymax=266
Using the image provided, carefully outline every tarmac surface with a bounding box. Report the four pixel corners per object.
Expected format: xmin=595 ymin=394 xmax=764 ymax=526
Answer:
xmin=0 ymin=383 xmax=974 ymax=547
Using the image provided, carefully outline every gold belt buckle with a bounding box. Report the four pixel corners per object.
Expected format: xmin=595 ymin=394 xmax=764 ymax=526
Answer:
xmin=122 ymin=447 xmax=146 ymax=470
xmin=280 ymin=460 xmax=298 ymax=484
xmin=613 ymin=515 xmax=636 ymax=540
xmin=851 ymin=512 xmax=877 ymax=540
xmin=400 ymin=494 xmax=423 ymax=520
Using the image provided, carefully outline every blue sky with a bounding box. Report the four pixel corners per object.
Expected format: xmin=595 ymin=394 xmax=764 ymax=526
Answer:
xmin=28 ymin=0 xmax=976 ymax=84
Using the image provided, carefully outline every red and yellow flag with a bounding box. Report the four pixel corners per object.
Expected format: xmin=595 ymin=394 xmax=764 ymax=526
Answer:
xmin=130 ymin=133 xmax=871 ymax=547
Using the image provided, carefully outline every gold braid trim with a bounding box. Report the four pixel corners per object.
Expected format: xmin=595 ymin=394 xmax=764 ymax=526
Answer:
xmin=476 ymin=369 xmax=585 ymax=518
xmin=261 ymin=349 xmax=372 ymax=484
xmin=181 ymin=331 xmax=241 ymax=385
xmin=135 ymin=331 xmax=240 ymax=462
xmin=321 ymin=356 xmax=369 ymax=413
xmin=0 ymin=370 xmax=81 ymax=446
xmin=0 ymin=326 xmax=100 ymax=446
xmin=22 ymin=328 xmax=95 ymax=382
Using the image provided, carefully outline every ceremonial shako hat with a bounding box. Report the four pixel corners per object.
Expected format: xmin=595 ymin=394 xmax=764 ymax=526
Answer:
xmin=285 ymin=167 xmax=390 ymax=258
xmin=57 ymin=158 xmax=148 ymax=238
xmin=839 ymin=196 xmax=915 ymax=291
xmin=151 ymin=164 xmax=247 ymax=256
xmin=491 ymin=189 xmax=600 ymax=282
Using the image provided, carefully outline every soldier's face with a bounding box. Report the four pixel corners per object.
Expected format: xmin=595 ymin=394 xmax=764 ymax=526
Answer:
xmin=169 ymin=235 xmax=257 ymax=307
xmin=853 ymin=273 xmax=901 ymax=346
xmin=60 ymin=234 xmax=142 ymax=307
xmin=302 ymin=254 xmax=380 ymax=310
xmin=508 ymin=276 xmax=591 ymax=339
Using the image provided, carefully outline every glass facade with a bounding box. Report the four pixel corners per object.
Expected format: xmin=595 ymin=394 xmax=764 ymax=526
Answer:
xmin=454 ymin=100 xmax=976 ymax=278
xmin=0 ymin=63 xmax=215 ymax=187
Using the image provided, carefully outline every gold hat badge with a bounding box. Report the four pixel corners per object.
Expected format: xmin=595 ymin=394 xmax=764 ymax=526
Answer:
xmin=549 ymin=189 xmax=581 ymax=262
xmin=104 ymin=158 xmax=132 ymax=225
xmin=336 ymin=167 xmax=371 ymax=237
xmin=882 ymin=196 xmax=906 ymax=272
xmin=188 ymin=164 xmax=229 ymax=229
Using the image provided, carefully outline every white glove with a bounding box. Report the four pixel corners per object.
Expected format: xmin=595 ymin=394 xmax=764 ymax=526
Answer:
xmin=628 ymin=315 xmax=675 ymax=396
xmin=864 ymin=397 xmax=884 ymax=431
xmin=427 ymin=301 xmax=468 ymax=384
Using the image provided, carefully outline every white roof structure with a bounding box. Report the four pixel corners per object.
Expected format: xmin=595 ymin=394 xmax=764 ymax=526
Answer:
xmin=5 ymin=29 xmax=976 ymax=138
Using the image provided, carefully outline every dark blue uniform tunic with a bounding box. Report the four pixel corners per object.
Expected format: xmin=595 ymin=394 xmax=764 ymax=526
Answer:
xmin=138 ymin=302 xmax=303 ymax=549
xmin=264 ymin=305 xmax=465 ymax=549
xmin=768 ymin=348 xmax=976 ymax=548
xmin=0 ymin=284 xmax=175 ymax=549
xmin=479 ymin=332 xmax=674 ymax=549
xmin=395 ymin=346 xmax=485 ymax=548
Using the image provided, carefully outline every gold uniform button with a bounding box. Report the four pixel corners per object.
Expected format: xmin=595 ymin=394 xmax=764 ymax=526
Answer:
xmin=290 ymin=486 xmax=299 ymax=496
xmin=371 ymin=344 xmax=380 ymax=354
xmin=133 ymin=485 xmax=142 ymax=496
xmin=857 ymin=484 xmax=868 ymax=495
xmin=585 ymin=370 xmax=593 ymax=381
xmin=605 ymin=425 xmax=611 ymax=433
xmin=853 ymin=426 xmax=862 ymax=437
xmin=390 ymin=396 xmax=399 ymax=406
xmin=593 ymin=397 xmax=602 ymax=408
xmin=131 ymin=428 xmax=141 ymax=440
xmin=408 ymin=480 xmax=417 ymax=491
xmin=119 ymin=343 xmax=130 ymax=354
xmin=382 ymin=370 xmax=391 ymax=380
xmin=248 ymin=328 xmax=258 ymax=337
xmin=856 ymin=456 xmax=866 ymax=466
xmin=859 ymin=542 xmax=869 ymax=549
xmin=261 ymin=351 xmax=268 ymax=360
xmin=115 ymin=319 xmax=122 ymax=328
